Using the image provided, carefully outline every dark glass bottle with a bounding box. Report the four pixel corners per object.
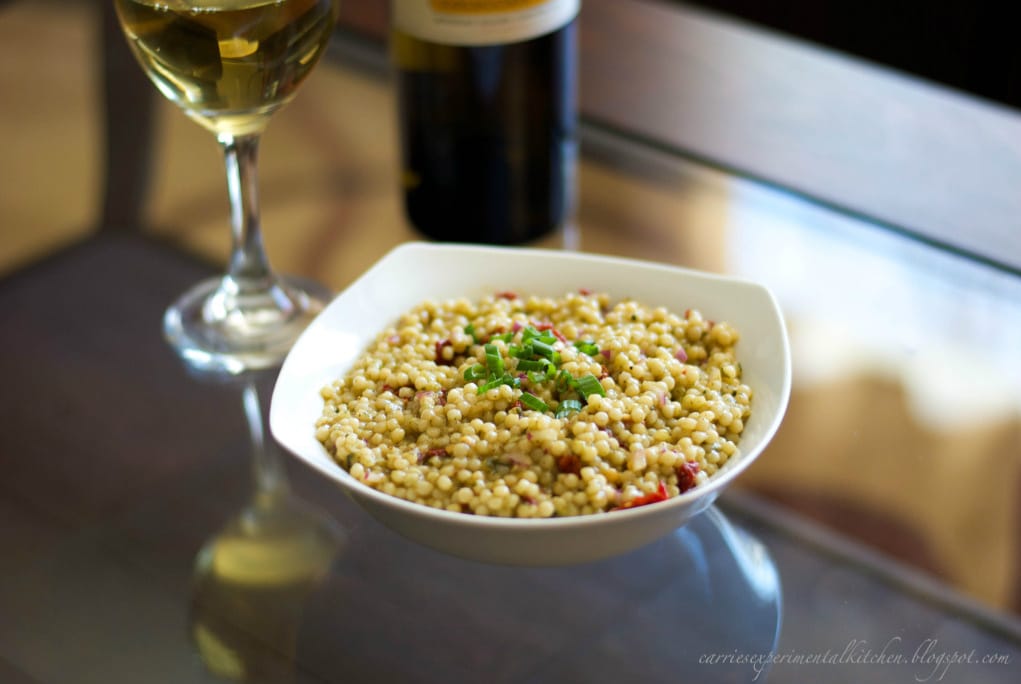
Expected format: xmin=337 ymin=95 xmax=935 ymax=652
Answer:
xmin=392 ymin=2 xmax=578 ymax=245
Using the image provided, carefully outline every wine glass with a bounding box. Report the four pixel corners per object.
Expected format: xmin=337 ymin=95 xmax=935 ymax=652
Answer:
xmin=114 ymin=0 xmax=339 ymax=373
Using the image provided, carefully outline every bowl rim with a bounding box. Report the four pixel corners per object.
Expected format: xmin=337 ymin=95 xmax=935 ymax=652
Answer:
xmin=272 ymin=241 xmax=792 ymax=529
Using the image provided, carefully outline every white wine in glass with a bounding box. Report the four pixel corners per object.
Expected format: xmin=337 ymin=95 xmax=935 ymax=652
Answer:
xmin=114 ymin=0 xmax=339 ymax=373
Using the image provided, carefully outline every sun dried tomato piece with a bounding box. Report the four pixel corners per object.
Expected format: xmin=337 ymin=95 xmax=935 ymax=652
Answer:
xmin=434 ymin=339 xmax=456 ymax=366
xmin=557 ymin=453 xmax=581 ymax=475
xmin=419 ymin=447 xmax=449 ymax=464
xmin=617 ymin=482 xmax=669 ymax=510
xmin=676 ymin=461 xmax=700 ymax=493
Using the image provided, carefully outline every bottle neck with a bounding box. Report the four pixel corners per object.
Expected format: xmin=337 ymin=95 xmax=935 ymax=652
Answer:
xmin=392 ymin=0 xmax=579 ymax=46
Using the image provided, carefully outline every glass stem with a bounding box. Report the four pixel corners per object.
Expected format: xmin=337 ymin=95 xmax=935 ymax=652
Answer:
xmin=220 ymin=133 xmax=276 ymax=294
xmin=242 ymin=379 xmax=289 ymax=498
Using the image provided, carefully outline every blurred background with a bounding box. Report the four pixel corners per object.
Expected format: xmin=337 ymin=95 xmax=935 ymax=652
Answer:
xmin=687 ymin=0 xmax=1021 ymax=109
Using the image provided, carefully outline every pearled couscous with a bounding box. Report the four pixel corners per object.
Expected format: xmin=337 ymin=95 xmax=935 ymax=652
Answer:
xmin=315 ymin=291 xmax=752 ymax=518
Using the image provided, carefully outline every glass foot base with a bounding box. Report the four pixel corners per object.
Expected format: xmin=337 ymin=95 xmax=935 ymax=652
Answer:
xmin=164 ymin=275 xmax=331 ymax=375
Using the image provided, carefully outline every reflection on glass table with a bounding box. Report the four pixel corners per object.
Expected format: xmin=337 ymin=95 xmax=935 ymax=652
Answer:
xmin=295 ymin=504 xmax=781 ymax=682
xmin=188 ymin=375 xmax=346 ymax=682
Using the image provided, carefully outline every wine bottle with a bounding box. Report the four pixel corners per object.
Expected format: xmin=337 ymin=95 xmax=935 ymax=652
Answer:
xmin=391 ymin=0 xmax=579 ymax=245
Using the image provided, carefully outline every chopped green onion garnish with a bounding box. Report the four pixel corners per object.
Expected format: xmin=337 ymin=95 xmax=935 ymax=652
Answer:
xmin=524 ymin=326 xmax=554 ymax=343
xmin=508 ymin=343 xmax=530 ymax=358
xmin=526 ymin=370 xmax=548 ymax=385
xmin=477 ymin=372 xmax=520 ymax=394
xmin=464 ymin=364 xmax=487 ymax=381
xmin=520 ymin=392 xmax=549 ymax=412
xmin=515 ymin=358 xmax=548 ymax=372
xmin=464 ymin=325 xmax=606 ymax=412
xmin=555 ymin=369 xmax=574 ymax=393
xmin=484 ymin=343 xmax=505 ymax=376
xmin=531 ymin=340 xmax=559 ymax=363
xmin=555 ymin=399 xmax=583 ymax=419
xmin=575 ymin=373 xmax=606 ymax=399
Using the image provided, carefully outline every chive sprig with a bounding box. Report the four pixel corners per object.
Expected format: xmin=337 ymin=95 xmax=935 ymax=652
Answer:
xmin=461 ymin=324 xmax=606 ymax=418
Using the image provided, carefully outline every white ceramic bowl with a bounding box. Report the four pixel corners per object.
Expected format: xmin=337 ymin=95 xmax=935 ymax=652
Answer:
xmin=270 ymin=242 xmax=790 ymax=566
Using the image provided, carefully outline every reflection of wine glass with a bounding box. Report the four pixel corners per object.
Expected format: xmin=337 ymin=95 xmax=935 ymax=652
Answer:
xmin=189 ymin=378 xmax=346 ymax=681
xmin=114 ymin=0 xmax=339 ymax=373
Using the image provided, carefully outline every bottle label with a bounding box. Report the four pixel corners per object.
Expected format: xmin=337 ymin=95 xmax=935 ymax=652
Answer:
xmin=393 ymin=0 xmax=580 ymax=46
